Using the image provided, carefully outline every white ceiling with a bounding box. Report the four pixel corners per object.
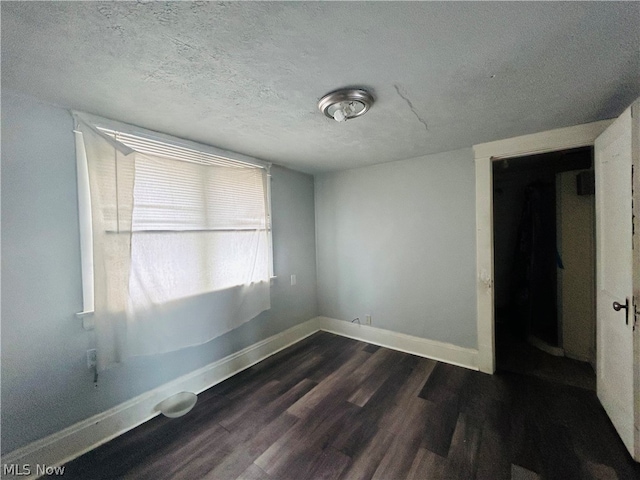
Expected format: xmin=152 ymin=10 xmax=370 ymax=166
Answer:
xmin=2 ymin=2 xmax=639 ymax=173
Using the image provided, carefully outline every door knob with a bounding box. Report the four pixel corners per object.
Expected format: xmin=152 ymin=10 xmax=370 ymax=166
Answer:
xmin=613 ymin=298 xmax=629 ymax=325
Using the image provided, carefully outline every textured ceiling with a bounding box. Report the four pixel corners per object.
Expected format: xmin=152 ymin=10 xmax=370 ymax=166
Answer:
xmin=2 ymin=2 xmax=639 ymax=173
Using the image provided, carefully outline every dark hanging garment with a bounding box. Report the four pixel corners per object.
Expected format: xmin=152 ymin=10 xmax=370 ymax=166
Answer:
xmin=510 ymin=181 xmax=558 ymax=345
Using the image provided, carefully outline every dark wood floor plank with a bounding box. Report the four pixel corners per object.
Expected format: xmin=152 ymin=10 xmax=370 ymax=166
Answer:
xmin=195 ymin=381 xmax=315 ymax=480
xmin=459 ymin=371 xmax=512 ymax=428
xmin=497 ymin=329 xmax=597 ymax=391
xmin=406 ymin=447 xmax=449 ymax=480
xmin=377 ymin=356 xmax=436 ymax=433
xmin=332 ymin=354 xmax=418 ymax=458
xmin=356 ymin=353 xmax=418 ymax=419
xmin=125 ymin=422 xmax=230 ymax=480
xmin=420 ymin=398 xmax=459 ymax=457
xmin=347 ymin=348 xmax=405 ymax=406
xmin=286 ymin=349 xmax=369 ymax=419
xmin=219 ymin=380 xmax=282 ymax=430
xmin=218 ymin=377 xmax=315 ymax=436
xmin=370 ymin=396 xmax=431 ymax=480
xmin=363 ymin=343 xmax=380 ymax=353
xmin=442 ymin=413 xmax=482 ymax=479
xmin=418 ymin=361 xmax=471 ymax=404
xmin=530 ymin=377 xmax=640 ymax=479
xmin=60 ymin=332 xmax=639 ymax=480
xmin=201 ymin=412 xmax=299 ymax=480
xmin=510 ymin=409 xmax=544 ymax=475
xmin=273 ymin=353 xmax=326 ymax=389
xmin=350 ymin=346 xmax=403 ymax=380
xmin=211 ymin=332 xmax=332 ymax=400
xmin=306 ymin=336 xmax=368 ymax=384
xmin=223 ymin=347 xmax=320 ymax=401
xmin=536 ymin=422 xmax=583 ymax=480
xmin=255 ymin=401 xmax=358 ymax=478
xmin=235 ymin=463 xmax=273 ymax=480
xmin=474 ymin=421 xmax=512 ymax=480
xmin=65 ymin=393 xmax=233 ymax=480
xmin=305 ymin=447 xmax=351 ymax=480
xmin=168 ymin=448 xmax=232 ymax=480
xmin=339 ymin=428 xmax=396 ymax=480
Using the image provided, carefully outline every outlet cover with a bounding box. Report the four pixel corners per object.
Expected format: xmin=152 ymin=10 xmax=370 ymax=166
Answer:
xmin=86 ymin=349 xmax=97 ymax=369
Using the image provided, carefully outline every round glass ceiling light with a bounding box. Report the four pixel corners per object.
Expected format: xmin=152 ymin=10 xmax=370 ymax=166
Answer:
xmin=318 ymin=89 xmax=374 ymax=122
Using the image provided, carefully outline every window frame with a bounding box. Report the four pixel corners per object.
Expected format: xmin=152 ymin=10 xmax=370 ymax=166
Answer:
xmin=73 ymin=112 xmax=274 ymax=322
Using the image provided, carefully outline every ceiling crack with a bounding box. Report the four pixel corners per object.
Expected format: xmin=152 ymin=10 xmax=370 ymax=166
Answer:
xmin=394 ymin=84 xmax=428 ymax=132
xmin=164 ymin=34 xmax=196 ymax=51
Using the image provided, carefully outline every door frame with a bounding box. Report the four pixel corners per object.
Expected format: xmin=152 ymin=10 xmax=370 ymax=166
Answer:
xmin=632 ymin=100 xmax=640 ymax=461
xmin=475 ymin=114 xmax=640 ymax=459
xmin=473 ymin=119 xmax=612 ymax=375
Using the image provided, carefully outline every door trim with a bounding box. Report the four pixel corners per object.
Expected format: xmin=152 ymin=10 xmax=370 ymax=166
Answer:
xmin=631 ymin=99 xmax=640 ymax=460
xmin=473 ymin=119 xmax=612 ymax=374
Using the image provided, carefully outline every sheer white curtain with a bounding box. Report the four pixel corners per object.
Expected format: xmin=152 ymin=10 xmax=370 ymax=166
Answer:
xmin=75 ymin=115 xmax=271 ymax=370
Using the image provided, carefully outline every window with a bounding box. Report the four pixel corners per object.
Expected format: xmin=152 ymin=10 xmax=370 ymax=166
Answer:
xmin=74 ymin=113 xmax=272 ymax=368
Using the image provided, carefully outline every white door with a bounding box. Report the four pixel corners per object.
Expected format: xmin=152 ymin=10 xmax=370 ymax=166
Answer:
xmin=595 ymin=105 xmax=635 ymax=458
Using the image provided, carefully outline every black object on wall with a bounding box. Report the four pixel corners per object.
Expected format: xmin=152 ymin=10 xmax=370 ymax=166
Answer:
xmin=576 ymin=170 xmax=595 ymax=196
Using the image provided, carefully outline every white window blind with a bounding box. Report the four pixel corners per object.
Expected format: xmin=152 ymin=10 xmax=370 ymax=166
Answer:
xmin=75 ymin=114 xmax=272 ymax=369
xmin=100 ymin=128 xmax=269 ymax=232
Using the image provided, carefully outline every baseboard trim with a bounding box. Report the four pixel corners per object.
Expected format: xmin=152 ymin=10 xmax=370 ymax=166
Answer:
xmin=318 ymin=316 xmax=479 ymax=371
xmin=1 ymin=317 xmax=321 ymax=480
xmin=2 ymin=315 xmax=479 ymax=478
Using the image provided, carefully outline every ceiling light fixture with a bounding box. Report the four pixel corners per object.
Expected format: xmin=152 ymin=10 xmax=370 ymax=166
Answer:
xmin=318 ymin=88 xmax=374 ymax=122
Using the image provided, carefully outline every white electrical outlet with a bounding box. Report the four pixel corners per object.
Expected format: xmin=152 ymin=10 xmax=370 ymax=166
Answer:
xmin=365 ymin=315 xmax=372 ymax=325
xmin=291 ymin=274 xmax=297 ymax=286
xmin=87 ymin=349 xmax=97 ymax=369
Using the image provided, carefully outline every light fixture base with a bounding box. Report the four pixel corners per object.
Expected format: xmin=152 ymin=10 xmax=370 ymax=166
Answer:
xmin=318 ymin=89 xmax=374 ymax=122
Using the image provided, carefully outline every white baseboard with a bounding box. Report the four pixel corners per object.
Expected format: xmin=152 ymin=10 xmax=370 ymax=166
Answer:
xmin=1 ymin=315 xmax=478 ymax=479
xmin=318 ymin=316 xmax=479 ymax=371
xmin=1 ymin=317 xmax=321 ymax=480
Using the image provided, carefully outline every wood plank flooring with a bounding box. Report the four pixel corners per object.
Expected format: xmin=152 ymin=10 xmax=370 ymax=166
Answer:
xmin=60 ymin=332 xmax=640 ymax=479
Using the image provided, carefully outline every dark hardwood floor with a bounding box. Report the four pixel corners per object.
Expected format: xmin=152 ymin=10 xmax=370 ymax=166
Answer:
xmin=495 ymin=325 xmax=597 ymax=391
xmin=60 ymin=332 xmax=640 ymax=480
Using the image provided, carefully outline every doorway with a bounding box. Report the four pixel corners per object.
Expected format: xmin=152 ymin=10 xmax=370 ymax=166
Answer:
xmin=492 ymin=147 xmax=596 ymax=389
xmin=473 ymin=114 xmax=640 ymax=460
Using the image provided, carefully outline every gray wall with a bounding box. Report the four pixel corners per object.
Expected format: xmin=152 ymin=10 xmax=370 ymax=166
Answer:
xmin=558 ymin=170 xmax=596 ymax=364
xmin=315 ymin=149 xmax=477 ymax=348
xmin=1 ymin=91 xmax=318 ymax=454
